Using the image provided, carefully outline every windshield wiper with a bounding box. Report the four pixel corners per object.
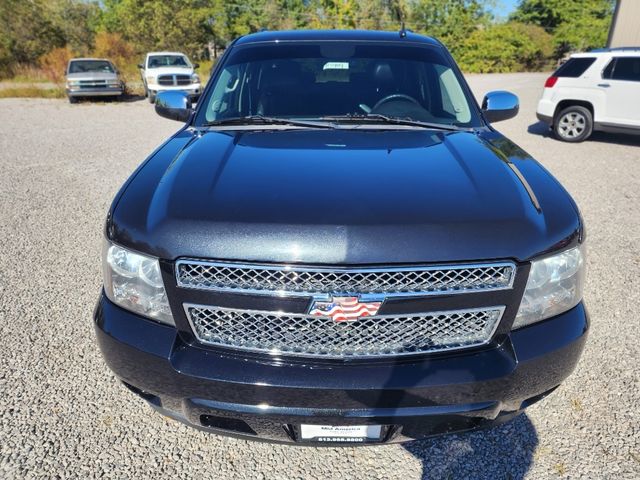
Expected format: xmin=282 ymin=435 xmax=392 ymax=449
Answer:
xmin=319 ymin=114 xmax=463 ymax=131
xmin=203 ymin=115 xmax=335 ymax=129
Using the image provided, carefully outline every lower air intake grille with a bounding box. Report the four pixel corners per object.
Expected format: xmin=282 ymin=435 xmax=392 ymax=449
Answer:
xmin=185 ymin=305 xmax=504 ymax=358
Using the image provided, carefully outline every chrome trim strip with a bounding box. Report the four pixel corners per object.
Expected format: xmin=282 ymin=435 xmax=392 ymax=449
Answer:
xmin=183 ymin=303 xmax=506 ymax=359
xmin=507 ymin=162 xmax=542 ymax=213
xmin=175 ymin=260 xmax=517 ymax=299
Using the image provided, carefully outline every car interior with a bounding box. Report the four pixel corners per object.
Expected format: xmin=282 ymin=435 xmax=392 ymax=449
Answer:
xmin=68 ymin=61 xmax=115 ymax=74
xmin=204 ymin=45 xmax=473 ymax=126
xmin=148 ymin=56 xmax=189 ymax=68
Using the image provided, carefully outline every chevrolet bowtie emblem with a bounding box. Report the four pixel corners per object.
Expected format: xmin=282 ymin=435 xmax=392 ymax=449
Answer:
xmin=309 ymin=296 xmax=382 ymax=322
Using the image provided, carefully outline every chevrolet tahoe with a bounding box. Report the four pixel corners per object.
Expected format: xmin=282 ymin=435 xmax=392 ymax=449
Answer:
xmin=95 ymin=30 xmax=588 ymax=445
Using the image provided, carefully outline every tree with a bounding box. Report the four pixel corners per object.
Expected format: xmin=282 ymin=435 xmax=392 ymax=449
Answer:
xmin=260 ymin=0 xmax=307 ymax=30
xmin=0 ymin=0 xmax=66 ymax=68
xmin=354 ymin=0 xmax=405 ymax=30
xmin=408 ymin=0 xmax=491 ymax=53
xmin=47 ymin=0 xmax=101 ymax=56
xmin=99 ymin=0 xmax=227 ymax=59
xmin=511 ymin=0 xmax=615 ymax=55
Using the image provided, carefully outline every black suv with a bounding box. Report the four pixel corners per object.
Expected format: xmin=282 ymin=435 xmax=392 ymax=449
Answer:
xmin=95 ymin=30 xmax=588 ymax=445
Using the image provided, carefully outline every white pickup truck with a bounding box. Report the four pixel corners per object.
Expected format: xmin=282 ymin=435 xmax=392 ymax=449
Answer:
xmin=138 ymin=51 xmax=202 ymax=104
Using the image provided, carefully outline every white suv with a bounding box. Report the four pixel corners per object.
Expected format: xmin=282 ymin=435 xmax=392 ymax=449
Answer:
xmin=536 ymin=48 xmax=640 ymax=142
xmin=138 ymin=52 xmax=202 ymax=104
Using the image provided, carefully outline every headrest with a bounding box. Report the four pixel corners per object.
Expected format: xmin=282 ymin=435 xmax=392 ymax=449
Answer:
xmin=374 ymin=63 xmax=394 ymax=85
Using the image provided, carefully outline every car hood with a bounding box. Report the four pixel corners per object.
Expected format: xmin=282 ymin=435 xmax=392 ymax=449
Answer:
xmin=110 ymin=128 xmax=580 ymax=264
xmin=66 ymin=72 xmax=118 ymax=81
xmin=146 ymin=67 xmax=194 ymax=76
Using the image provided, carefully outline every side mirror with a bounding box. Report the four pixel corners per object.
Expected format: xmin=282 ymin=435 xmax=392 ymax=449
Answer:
xmin=155 ymin=91 xmax=192 ymax=122
xmin=137 ymin=63 xmax=144 ymax=69
xmin=481 ymin=91 xmax=519 ymax=123
xmin=193 ymin=63 xmax=200 ymax=69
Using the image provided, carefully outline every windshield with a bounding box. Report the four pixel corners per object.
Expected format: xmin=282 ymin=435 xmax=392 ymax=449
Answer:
xmin=68 ymin=60 xmax=114 ymax=74
xmin=148 ymin=55 xmax=190 ymax=68
xmin=197 ymin=42 xmax=480 ymax=128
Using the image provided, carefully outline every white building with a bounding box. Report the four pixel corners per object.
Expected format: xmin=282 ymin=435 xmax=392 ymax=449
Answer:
xmin=607 ymin=0 xmax=640 ymax=48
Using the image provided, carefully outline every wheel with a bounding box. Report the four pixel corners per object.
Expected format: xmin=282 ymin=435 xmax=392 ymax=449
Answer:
xmin=68 ymin=96 xmax=78 ymax=104
xmin=372 ymin=93 xmax=421 ymax=111
xmin=148 ymin=92 xmax=156 ymax=104
xmin=143 ymin=84 xmax=148 ymax=98
xmin=553 ymin=106 xmax=593 ymax=142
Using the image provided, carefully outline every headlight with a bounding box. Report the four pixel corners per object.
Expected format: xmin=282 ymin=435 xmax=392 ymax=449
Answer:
xmin=66 ymin=80 xmax=80 ymax=87
xmin=513 ymin=244 xmax=586 ymax=329
xmin=107 ymin=80 xmax=121 ymax=87
xmin=145 ymin=76 xmax=155 ymax=84
xmin=191 ymin=73 xmax=200 ymax=84
xmin=102 ymin=240 xmax=174 ymax=325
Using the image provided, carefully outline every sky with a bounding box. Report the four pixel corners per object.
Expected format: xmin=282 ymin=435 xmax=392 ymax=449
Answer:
xmin=491 ymin=0 xmax=519 ymax=19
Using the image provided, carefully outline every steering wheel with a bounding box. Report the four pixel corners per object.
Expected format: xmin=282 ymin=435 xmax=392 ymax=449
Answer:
xmin=373 ymin=93 xmax=421 ymax=111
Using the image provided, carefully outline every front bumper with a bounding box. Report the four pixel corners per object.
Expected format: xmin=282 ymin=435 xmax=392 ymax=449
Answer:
xmin=148 ymin=84 xmax=201 ymax=98
xmin=67 ymin=87 xmax=123 ymax=97
xmin=94 ymin=294 xmax=588 ymax=444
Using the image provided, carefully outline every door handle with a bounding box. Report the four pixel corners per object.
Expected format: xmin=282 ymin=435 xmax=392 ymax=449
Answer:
xmin=598 ymin=83 xmax=610 ymax=88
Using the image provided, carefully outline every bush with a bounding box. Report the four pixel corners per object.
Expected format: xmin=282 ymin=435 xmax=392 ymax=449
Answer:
xmin=457 ymin=22 xmax=554 ymax=73
xmin=38 ymin=46 xmax=75 ymax=84
xmin=8 ymin=64 xmax=51 ymax=83
xmin=92 ymin=32 xmax=137 ymax=74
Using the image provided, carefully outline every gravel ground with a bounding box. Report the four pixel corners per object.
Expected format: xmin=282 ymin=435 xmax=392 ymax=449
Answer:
xmin=0 ymin=73 xmax=638 ymax=479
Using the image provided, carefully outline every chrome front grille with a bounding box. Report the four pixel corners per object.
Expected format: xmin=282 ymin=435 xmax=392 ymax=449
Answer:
xmin=157 ymin=75 xmax=174 ymax=86
xmin=185 ymin=305 xmax=504 ymax=358
xmin=176 ymin=261 xmax=516 ymax=298
xmin=175 ymin=74 xmax=191 ymax=85
xmin=157 ymin=74 xmax=191 ymax=86
xmin=79 ymin=80 xmax=107 ymax=88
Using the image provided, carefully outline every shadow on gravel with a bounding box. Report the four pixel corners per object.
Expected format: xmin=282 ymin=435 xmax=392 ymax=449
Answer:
xmin=120 ymin=94 xmax=146 ymax=103
xmin=71 ymin=95 xmax=145 ymax=104
xmin=527 ymin=121 xmax=552 ymax=138
xmin=403 ymin=414 xmax=538 ymax=479
xmin=528 ymin=121 xmax=640 ymax=146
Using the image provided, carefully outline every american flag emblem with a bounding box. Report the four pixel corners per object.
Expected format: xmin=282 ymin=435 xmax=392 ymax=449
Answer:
xmin=309 ymin=296 xmax=382 ymax=322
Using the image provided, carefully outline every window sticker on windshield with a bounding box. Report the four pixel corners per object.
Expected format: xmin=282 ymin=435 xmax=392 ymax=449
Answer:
xmin=323 ymin=62 xmax=349 ymax=70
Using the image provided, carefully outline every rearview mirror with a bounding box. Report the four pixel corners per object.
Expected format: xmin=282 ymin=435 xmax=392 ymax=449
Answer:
xmin=194 ymin=63 xmax=200 ymax=69
xmin=481 ymin=91 xmax=519 ymax=123
xmin=155 ymin=91 xmax=192 ymax=123
xmin=137 ymin=63 xmax=144 ymax=69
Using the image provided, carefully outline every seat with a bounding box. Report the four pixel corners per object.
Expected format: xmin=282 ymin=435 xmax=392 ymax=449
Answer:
xmin=256 ymin=62 xmax=314 ymax=116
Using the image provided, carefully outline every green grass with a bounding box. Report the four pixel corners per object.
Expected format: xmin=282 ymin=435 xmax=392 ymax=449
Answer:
xmin=8 ymin=75 xmax=51 ymax=84
xmin=0 ymin=86 xmax=66 ymax=99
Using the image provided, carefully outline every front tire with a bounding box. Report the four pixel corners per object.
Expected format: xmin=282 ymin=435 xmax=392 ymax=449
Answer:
xmin=148 ymin=92 xmax=156 ymax=104
xmin=553 ymin=106 xmax=593 ymax=142
xmin=68 ymin=96 xmax=78 ymax=104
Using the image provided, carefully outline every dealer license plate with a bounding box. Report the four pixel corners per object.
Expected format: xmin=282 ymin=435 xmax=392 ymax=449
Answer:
xmin=299 ymin=424 xmax=382 ymax=443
